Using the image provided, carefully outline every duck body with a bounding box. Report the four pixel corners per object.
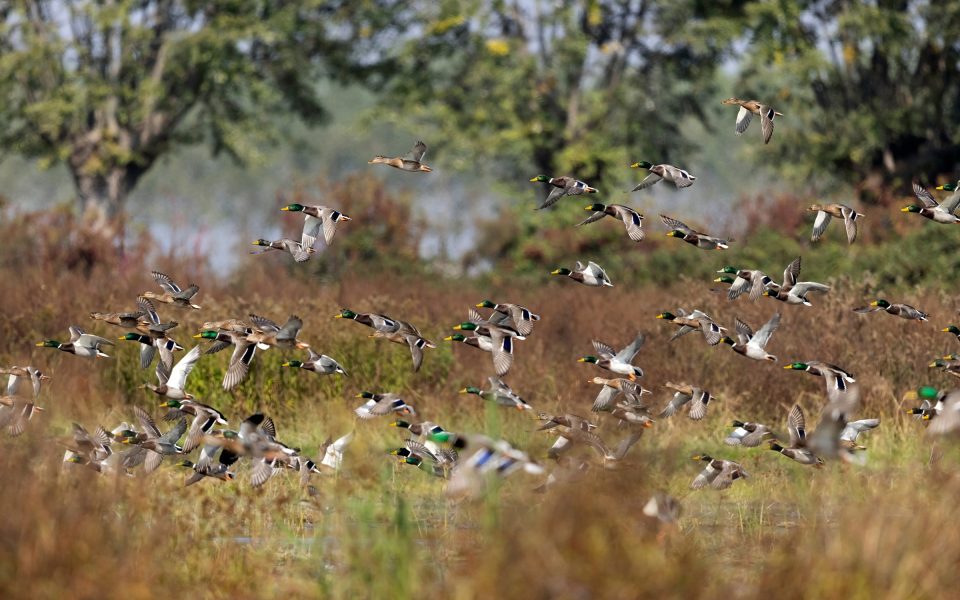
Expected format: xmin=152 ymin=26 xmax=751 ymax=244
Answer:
xmin=577 ymin=204 xmax=645 ymax=241
xmin=531 ymin=175 xmax=598 ymax=209
xmin=551 ymin=261 xmax=613 ymax=287
xmin=369 ymin=141 xmax=432 ymax=172
xmin=630 ymin=161 xmax=696 ymax=190
xmin=808 ymin=203 xmax=864 ymax=244
xmin=721 ymin=97 xmax=782 ymax=144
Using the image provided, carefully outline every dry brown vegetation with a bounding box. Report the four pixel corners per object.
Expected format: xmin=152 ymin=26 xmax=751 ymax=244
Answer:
xmin=3 ymin=214 xmax=960 ymax=599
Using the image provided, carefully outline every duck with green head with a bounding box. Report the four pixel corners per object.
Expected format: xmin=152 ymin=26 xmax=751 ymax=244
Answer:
xmin=578 ymin=334 xmax=645 ymax=380
xmin=903 ymin=181 xmax=960 ymax=223
xmin=460 ymin=377 xmax=531 ymax=411
xmin=716 ymin=266 xmax=772 ymax=301
xmin=37 ymin=326 xmax=113 ymax=359
xmin=444 ymin=332 xmax=494 ymax=352
xmin=193 ymin=330 xmax=257 ymax=392
xmin=280 ymin=203 xmax=352 ymax=248
xmin=577 ymin=203 xmax=645 ymax=241
xmin=853 ymin=299 xmax=928 ymax=321
xmin=453 ymin=309 xmax=524 ymax=376
xmin=551 ymin=261 xmax=613 ymax=287
xmin=281 ymin=348 xmax=347 ymax=377
xmin=530 ymin=174 xmax=597 ymax=209
xmin=630 ymin=161 xmax=696 ymax=191
xmin=250 ymin=238 xmax=315 ymax=262
xmin=661 ymin=215 xmax=730 ymax=250
xmin=475 ymin=300 xmax=540 ymax=336
xmin=943 ymin=325 xmax=960 ymax=342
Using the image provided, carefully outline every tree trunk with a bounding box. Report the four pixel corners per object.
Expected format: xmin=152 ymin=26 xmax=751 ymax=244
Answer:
xmin=69 ymin=165 xmax=134 ymax=219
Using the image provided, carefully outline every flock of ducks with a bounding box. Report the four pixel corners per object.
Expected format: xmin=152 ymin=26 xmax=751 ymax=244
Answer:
xmin=3 ymin=96 xmax=960 ymax=513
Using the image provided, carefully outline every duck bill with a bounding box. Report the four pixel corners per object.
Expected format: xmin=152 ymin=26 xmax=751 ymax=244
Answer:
xmin=280 ymin=206 xmax=291 ymax=211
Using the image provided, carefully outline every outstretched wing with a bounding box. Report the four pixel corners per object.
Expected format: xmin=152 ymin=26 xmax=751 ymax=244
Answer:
xmin=759 ymin=105 xmax=776 ymax=144
xmin=168 ymin=345 xmax=202 ymax=391
xmin=811 ymin=210 xmax=832 ymax=242
xmin=734 ymin=106 xmax=753 ymax=135
xmin=782 ymin=256 xmax=801 ymax=289
xmin=615 ymin=333 xmax=645 ymax=363
xmin=152 ymin=271 xmax=182 ymax=294
xmin=591 ymin=340 xmax=615 ymax=359
xmin=750 ymin=313 xmax=781 ymax=350
xmin=734 ymin=318 xmax=754 ymax=345
xmin=913 ymin=182 xmax=938 ymax=208
xmin=631 ymin=172 xmax=662 ymax=192
xmin=410 ymin=140 xmax=427 ymax=163
xmin=788 ymin=404 xmax=806 ymax=447
xmin=660 ymin=214 xmax=693 ymax=234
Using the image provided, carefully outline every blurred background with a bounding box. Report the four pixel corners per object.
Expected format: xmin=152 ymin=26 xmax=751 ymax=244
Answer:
xmin=2 ymin=0 xmax=959 ymax=286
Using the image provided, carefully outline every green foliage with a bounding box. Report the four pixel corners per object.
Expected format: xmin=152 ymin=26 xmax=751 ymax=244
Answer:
xmin=0 ymin=0 xmax=408 ymax=214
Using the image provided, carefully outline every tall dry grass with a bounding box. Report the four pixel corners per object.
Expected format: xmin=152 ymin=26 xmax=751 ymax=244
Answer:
xmin=2 ymin=210 xmax=960 ymax=599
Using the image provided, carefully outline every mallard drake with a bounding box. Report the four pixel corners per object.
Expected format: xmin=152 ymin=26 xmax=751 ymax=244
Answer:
xmin=475 ymin=300 xmax=540 ymax=336
xmin=160 ymin=398 xmax=228 ymax=454
xmin=716 ymin=266 xmax=772 ymax=301
xmin=588 ymin=377 xmax=651 ymax=412
xmin=391 ymin=447 xmax=450 ymax=478
xmin=853 ymin=299 xmax=928 ymax=321
xmin=902 ymin=182 xmax=960 ymax=223
xmin=141 ymin=271 xmax=201 ymax=309
xmin=460 ymin=377 xmax=531 ymax=411
xmin=444 ymin=332 xmax=494 ymax=352
xmin=808 ymin=204 xmax=864 ymax=244
xmin=453 ymin=308 xmax=524 ymax=376
xmin=690 ymin=455 xmax=748 ymax=490
xmin=551 ymin=261 xmax=613 ymax=287
xmin=336 ymin=309 xmax=433 ymax=372
xmin=194 ymin=330 xmax=256 ymax=391
xmin=719 ymin=313 xmax=781 ymax=361
xmin=2 ymin=366 xmax=50 ymax=399
xmin=768 ymin=404 xmax=823 ymax=466
xmin=37 ymin=326 xmax=114 ymax=359
xmin=530 ymin=175 xmax=598 ymax=209
xmin=280 ymin=203 xmax=352 ymax=247
xmin=246 ymin=314 xmax=309 ymax=350
xmin=658 ymin=382 xmax=715 ymax=420
xmin=577 ymin=204 xmax=645 ymax=241
xmin=783 ymin=361 xmax=856 ymax=398
xmin=903 ymin=386 xmax=943 ymax=420
xmin=943 ymin=325 xmax=960 ymax=342
xmin=282 ymin=349 xmax=347 ymax=376
xmin=578 ymin=333 xmax=645 ymax=380
xmin=661 ymin=215 xmax=730 ymax=250
xmin=630 ymin=162 xmax=696 ymax=190
xmin=354 ymin=392 xmax=416 ymax=419
xmin=656 ymin=309 xmax=725 ymax=345
xmin=724 ymin=419 xmax=774 ymax=447
xmin=929 ymin=357 xmax=960 ymax=379
xmin=762 ymin=256 xmax=830 ymax=306
xmin=251 ymin=238 xmax=315 ymax=262
xmin=119 ymin=406 xmax=187 ymax=474
xmin=721 ymin=98 xmax=782 ymax=144
xmin=368 ymin=140 xmax=432 ymax=172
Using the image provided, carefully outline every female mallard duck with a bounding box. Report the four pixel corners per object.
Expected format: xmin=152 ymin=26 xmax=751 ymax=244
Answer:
xmin=460 ymin=377 xmax=531 ymax=411
xmin=551 ymin=261 xmax=613 ymax=287
xmin=658 ymin=382 xmax=715 ymax=420
xmin=475 ymin=300 xmax=540 ymax=336
xmin=661 ymin=215 xmax=730 ymax=250
xmin=690 ymin=454 xmax=748 ymax=490
xmin=577 ymin=204 xmax=645 ymax=241
xmin=530 ymin=175 xmax=598 ymax=209
xmin=1 ymin=366 xmax=50 ymax=399
xmin=720 ymin=98 xmax=783 ymax=144
xmin=37 ymin=326 xmax=114 ymax=359
xmin=853 ymin=299 xmax=928 ymax=321
xmin=577 ymin=334 xmax=645 ymax=380
xmin=719 ymin=313 xmax=781 ymax=361
xmin=281 ymin=349 xmax=347 ymax=377
xmin=762 ymin=256 xmax=831 ymax=306
xmin=246 ymin=314 xmax=309 ymax=349
xmin=808 ymin=204 xmax=864 ymax=244
xmin=280 ymin=203 xmax=352 ymax=247
xmin=141 ymin=271 xmax=201 ymax=309
xmin=251 ymin=238 xmax=315 ymax=262
xmin=89 ymin=296 xmax=155 ymax=329
xmin=716 ymin=266 xmax=771 ymax=301
xmin=588 ymin=377 xmax=651 ymax=412
xmin=354 ymin=392 xmax=416 ymax=419
xmin=902 ymin=182 xmax=960 ymax=223
xmin=368 ymin=141 xmax=432 ymax=172
xmin=768 ymin=404 xmax=823 ymax=466
xmin=656 ymin=309 xmax=725 ymax=345
xmin=630 ymin=161 xmax=696 ymax=190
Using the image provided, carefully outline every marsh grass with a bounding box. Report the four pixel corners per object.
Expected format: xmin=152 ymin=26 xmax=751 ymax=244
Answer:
xmin=3 ymin=231 xmax=960 ymax=598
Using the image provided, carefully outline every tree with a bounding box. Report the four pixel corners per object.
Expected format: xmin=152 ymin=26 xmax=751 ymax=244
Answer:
xmin=380 ymin=1 xmax=749 ymax=193
xmin=0 ymin=0 xmax=406 ymax=217
xmin=734 ymin=0 xmax=960 ymax=197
